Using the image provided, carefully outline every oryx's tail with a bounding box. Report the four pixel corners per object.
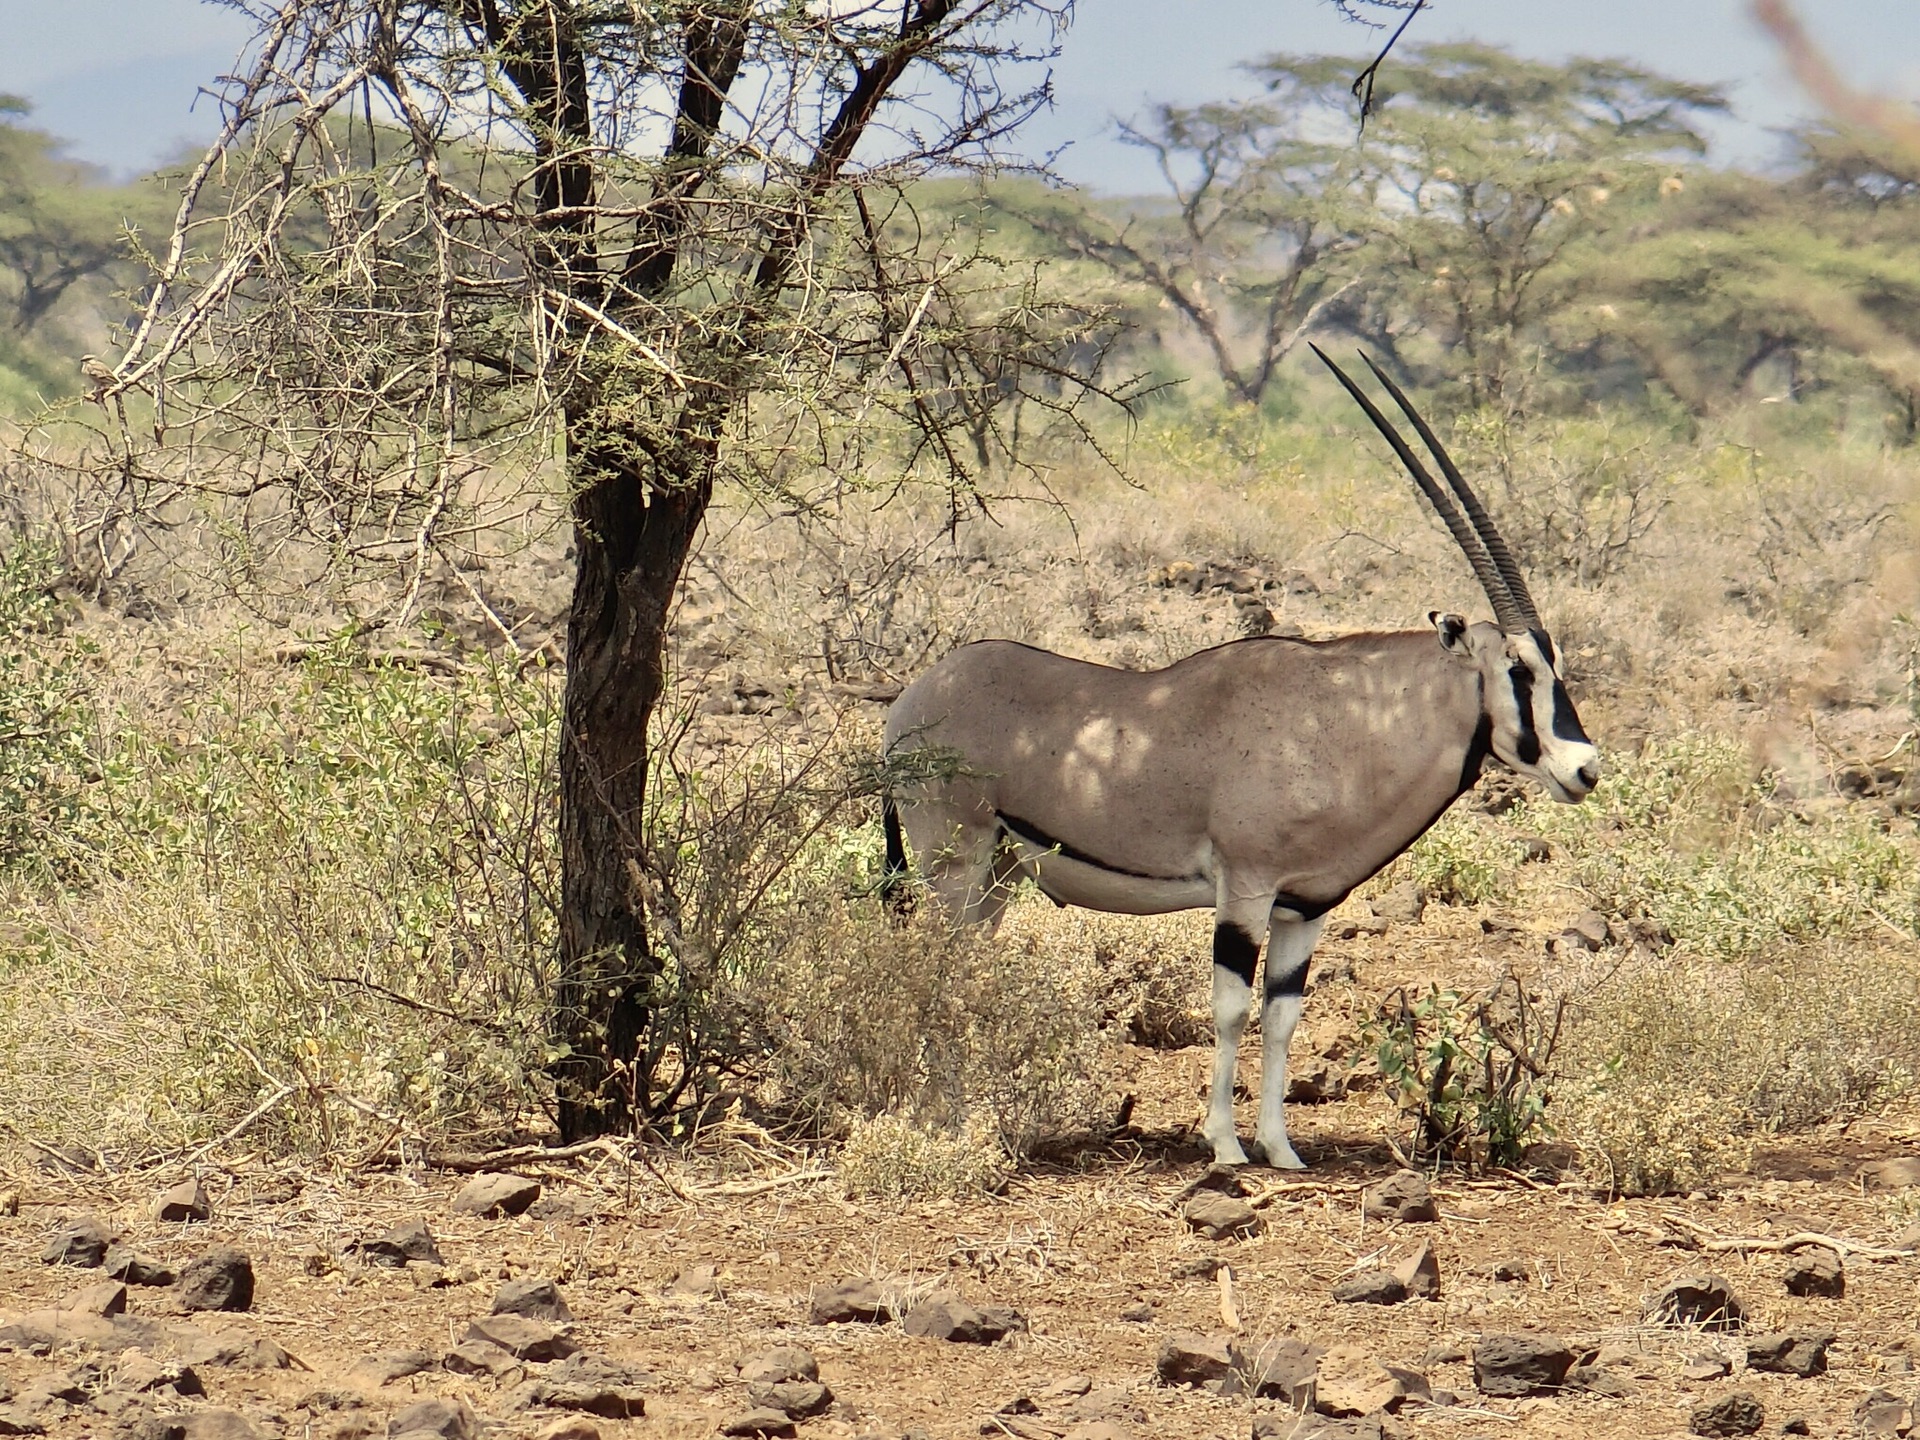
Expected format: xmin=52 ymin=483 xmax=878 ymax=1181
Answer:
xmin=879 ymin=797 xmax=914 ymax=915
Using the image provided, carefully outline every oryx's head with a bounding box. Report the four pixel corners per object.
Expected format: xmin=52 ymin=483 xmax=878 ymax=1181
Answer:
xmin=1314 ymin=346 xmax=1601 ymax=804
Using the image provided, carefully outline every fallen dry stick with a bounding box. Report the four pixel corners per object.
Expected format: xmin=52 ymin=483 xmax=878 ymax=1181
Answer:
xmin=1659 ymin=1212 xmax=1914 ymax=1261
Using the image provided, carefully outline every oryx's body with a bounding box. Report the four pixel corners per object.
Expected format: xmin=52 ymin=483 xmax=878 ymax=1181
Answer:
xmin=881 ymin=351 xmax=1600 ymax=1169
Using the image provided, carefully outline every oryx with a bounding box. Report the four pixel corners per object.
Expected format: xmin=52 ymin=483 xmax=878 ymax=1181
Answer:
xmin=880 ymin=350 xmax=1600 ymax=1168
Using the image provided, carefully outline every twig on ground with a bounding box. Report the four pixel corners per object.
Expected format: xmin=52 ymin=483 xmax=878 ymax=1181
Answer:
xmin=1218 ymin=1263 xmax=1241 ymax=1331
xmin=690 ymin=1168 xmax=836 ymax=1199
xmin=1658 ymin=1211 xmax=1913 ymax=1260
xmin=180 ymin=1084 xmax=298 ymax=1169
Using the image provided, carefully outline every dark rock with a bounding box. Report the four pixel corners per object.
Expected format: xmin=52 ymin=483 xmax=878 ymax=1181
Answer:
xmin=718 ymin=1411 xmax=794 ymax=1439
xmin=0 ymin=1409 xmax=44 ymax=1438
xmin=1779 ymin=1418 xmax=1810 ymax=1436
xmin=663 ymin=1263 xmax=722 ymax=1299
xmin=451 ymin=1175 xmax=540 ymax=1219
xmin=1393 ymin=1242 xmax=1440 ymax=1300
xmin=1330 ymin=1270 xmax=1406 ymax=1306
xmin=900 ymin=1295 xmax=1024 ymax=1345
xmin=1745 ymin=1331 xmax=1833 ymax=1378
xmin=1326 ymin=916 xmax=1390 ymax=941
xmin=746 ymin=1381 xmax=831 ymax=1420
xmin=1362 ymin=1172 xmax=1437 ymax=1224
xmin=1252 ymin=1418 xmax=1383 ymax=1440
xmin=389 ymin=1399 xmax=479 ymax=1440
xmin=64 ymin=1280 xmax=128 ymax=1316
xmin=1896 ymin=1223 xmax=1920 ymax=1254
xmin=1285 ymin=1058 xmax=1346 ymax=1104
xmin=1778 ymin=1249 xmax=1843 ymax=1298
xmin=443 ymin=1341 xmax=523 ymax=1382
xmin=1249 ymin=1337 xmax=1322 ymax=1406
xmin=1184 ymin=1192 xmax=1260 ymax=1240
xmin=1689 ymin=1391 xmax=1765 ymax=1437
xmin=105 ymin=1247 xmax=177 ymax=1288
xmin=735 ymin=1349 xmax=818 ymax=1387
xmin=1646 ymin=1275 xmax=1747 ymax=1332
xmin=1472 ymin=1334 xmax=1575 ymax=1396
xmin=1170 ymin=1256 xmax=1222 ymax=1280
xmin=491 ymin=1278 xmax=572 ymax=1323
xmin=170 ymin=1329 xmax=292 ymax=1371
xmin=463 ymin=1315 xmax=575 ymax=1363
xmin=41 ymin=1217 xmax=112 ymax=1268
xmin=111 ymin=1354 xmax=203 ymax=1398
xmin=1314 ymin=1345 xmax=1430 ymax=1416
xmin=1682 ymin=1354 xmax=1733 ymax=1382
xmin=1854 ymin=1389 xmax=1916 ymax=1435
xmin=520 ymin=1355 xmax=651 ymax=1421
xmin=1155 ymin=1332 xmax=1241 ymax=1389
xmin=1566 ymin=1363 xmax=1634 ymax=1398
xmin=151 ymin=1410 xmax=259 ymax=1440
xmin=173 ymin=1249 xmax=254 ymax=1313
xmin=154 ymin=1181 xmax=211 ymax=1224
xmin=1858 ymin=1157 xmax=1920 ymax=1191
xmin=356 ymin=1221 xmax=443 ymax=1268
xmin=1118 ymin=1302 xmax=1154 ymax=1323
xmin=807 ymin=1279 xmax=891 ymax=1325
xmin=346 ymin=1352 xmax=436 ymax=1387
xmin=1369 ymin=882 xmax=1426 ymax=926
xmin=1485 ymin=1258 xmax=1530 ymax=1283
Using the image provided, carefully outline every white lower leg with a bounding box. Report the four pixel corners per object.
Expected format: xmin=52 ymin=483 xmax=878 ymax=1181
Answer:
xmin=1256 ymin=915 xmax=1322 ymax=1169
xmin=1256 ymin=993 xmax=1304 ymax=1169
xmin=1202 ymin=963 xmax=1252 ymax=1164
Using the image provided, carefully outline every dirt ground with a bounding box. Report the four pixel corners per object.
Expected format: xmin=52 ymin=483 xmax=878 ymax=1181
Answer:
xmin=5 ymin=1001 xmax=1919 ymax=1440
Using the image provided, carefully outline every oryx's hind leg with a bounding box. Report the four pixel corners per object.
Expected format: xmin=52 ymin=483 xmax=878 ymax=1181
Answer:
xmin=1201 ymin=889 xmax=1276 ymax=1166
xmin=901 ymin=803 xmax=1018 ymax=930
xmin=1256 ymin=914 xmax=1325 ymax=1170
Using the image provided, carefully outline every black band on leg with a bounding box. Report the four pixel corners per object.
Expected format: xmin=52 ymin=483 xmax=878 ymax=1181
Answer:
xmin=1265 ymin=955 xmax=1309 ymax=1003
xmin=1213 ymin=922 xmax=1260 ymax=988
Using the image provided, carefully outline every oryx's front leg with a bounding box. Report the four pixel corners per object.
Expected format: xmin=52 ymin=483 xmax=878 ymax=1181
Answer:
xmin=1201 ymin=890 xmax=1275 ymax=1166
xmin=1256 ymin=914 xmax=1324 ymax=1170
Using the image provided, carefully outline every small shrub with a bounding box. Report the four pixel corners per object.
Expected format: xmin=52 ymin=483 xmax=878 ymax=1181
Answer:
xmin=1364 ymin=974 xmax=1561 ymax=1171
xmin=0 ymin=535 xmax=96 ymax=872
xmin=1556 ymin=1070 xmax=1755 ymax=1197
xmin=1515 ymin=735 xmax=1916 ymax=959
xmin=1553 ymin=943 xmax=1920 ymax=1193
xmin=1405 ymin=810 xmax=1527 ymax=906
xmin=745 ymin=895 xmax=1118 ymax=1158
xmin=838 ymin=1110 xmax=1011 ymax=1200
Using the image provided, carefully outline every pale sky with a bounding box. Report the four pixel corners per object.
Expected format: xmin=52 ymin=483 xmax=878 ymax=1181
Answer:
xmin=0 ymin=1 xmax=1914 ymax=190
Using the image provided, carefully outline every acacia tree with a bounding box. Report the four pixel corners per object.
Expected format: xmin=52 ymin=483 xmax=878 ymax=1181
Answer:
xmin=86 ymin=0 xmax=1113 ymax=1138
xmin=1011 ymin=80 xmax=1368 ymax=407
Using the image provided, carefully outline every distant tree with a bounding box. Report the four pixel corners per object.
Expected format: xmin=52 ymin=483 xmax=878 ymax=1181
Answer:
xmin=0 ymin=100 xmax=152 ymax=336
xmin=1252 ymin=44 xmax=1727 ymax=408
xmin=1575 ymin=130 xmax=1920 ymax=422
xmin=1010 ymin=73 xmax=1368 ymax=407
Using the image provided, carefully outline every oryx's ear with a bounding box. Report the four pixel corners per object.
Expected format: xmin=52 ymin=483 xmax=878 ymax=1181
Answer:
xmin=1429 ymin=610 xmax=1471 ymax=655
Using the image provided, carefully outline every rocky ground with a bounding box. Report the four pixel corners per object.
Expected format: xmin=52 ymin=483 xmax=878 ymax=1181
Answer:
xmin=4 ymin=1052 xmax=1920 ymax=1440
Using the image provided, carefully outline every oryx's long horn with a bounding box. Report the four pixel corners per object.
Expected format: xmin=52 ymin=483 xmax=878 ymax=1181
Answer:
xmin=1312 ymin=344 xmax=1527 ymax=633
xmin=1358 ymin=354 xmax=1541 ymax=631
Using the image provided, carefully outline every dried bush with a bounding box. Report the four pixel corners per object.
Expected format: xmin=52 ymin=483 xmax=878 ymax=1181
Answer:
xmin=743 ymin=895 xmax=1120 ymax=1160
xmin=0 ymin=638 xmax=563 ymax=1160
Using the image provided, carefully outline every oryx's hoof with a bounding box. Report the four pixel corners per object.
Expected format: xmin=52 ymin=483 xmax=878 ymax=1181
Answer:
xmin=1206 ymin=1136 xmax=1251 ymax=1167
xmin=1257 ymin=1139 xmax=1306 ymax=1170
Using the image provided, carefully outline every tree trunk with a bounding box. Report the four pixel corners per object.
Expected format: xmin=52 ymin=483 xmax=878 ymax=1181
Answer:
xmin=554 ymin=441 xmax=712 ymax=1140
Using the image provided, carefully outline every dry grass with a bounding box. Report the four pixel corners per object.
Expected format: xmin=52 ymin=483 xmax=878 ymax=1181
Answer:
xmin=4 ymin=397 xmax=1920 ymax=1194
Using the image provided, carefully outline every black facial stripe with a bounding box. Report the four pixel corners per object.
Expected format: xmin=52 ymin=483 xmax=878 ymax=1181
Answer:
xmin=1531 ymin=629 xmax=1555 ymax=666
xmin=1508 ymin=664 xmax=1541 ymax=766
xmin=1213 ymin=922 xmax=1260 ymax=989
xmin=1549 ymin=679 xmax=1588 ymax=743
xmin=1265 ymin=953 xmax=1309 ymax=1002
xmin=997 ymin=811 xmax=1202 ymax=884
